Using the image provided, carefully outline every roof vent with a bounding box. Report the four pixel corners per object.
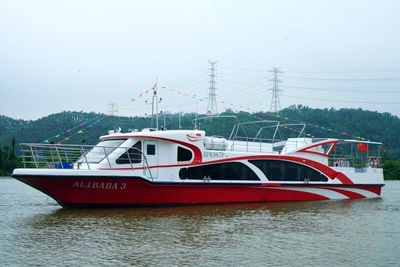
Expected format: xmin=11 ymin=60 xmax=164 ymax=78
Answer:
xmin=142 ymin=128 xmax=157 ymax=132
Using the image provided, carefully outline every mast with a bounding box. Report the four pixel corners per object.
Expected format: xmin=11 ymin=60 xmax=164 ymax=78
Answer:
xmin=151 ymin=80 xmax=159 ymax=130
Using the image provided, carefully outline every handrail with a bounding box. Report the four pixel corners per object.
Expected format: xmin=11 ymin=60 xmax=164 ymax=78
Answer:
xmin=192 ymin=116 xmax=310 ymax=153
xmin=19 ymin=143 xmax=153 ymax=180
xmin=230 ymin=120 xmax=280 ymax=141
xmin=193 ymin=115 xmax=241 ymax=131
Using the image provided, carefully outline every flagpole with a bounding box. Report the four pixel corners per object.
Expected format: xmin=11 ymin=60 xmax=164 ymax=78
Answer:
xmin=155 ymin=79 xmax=159 ymax=130
xmin=150 ymin=80 xmax=158 ymax=129
xmin=151 ymin=92 xmax=154 ymax=128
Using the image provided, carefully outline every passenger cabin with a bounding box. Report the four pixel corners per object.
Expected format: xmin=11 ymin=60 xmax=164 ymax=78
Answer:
xmin=19 ymin=117 xmax=383 ymax=185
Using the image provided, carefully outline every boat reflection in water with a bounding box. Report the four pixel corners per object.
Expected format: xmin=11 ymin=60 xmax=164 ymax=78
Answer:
xmin=3 ymin=176 xmax=397 ymax=267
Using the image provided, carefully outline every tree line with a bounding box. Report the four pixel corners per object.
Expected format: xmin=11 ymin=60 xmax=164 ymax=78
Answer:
xmin=0 ymin=107 xmax=399 ymax=178
xmin=0 ymin=138 xmax=20 ymax=176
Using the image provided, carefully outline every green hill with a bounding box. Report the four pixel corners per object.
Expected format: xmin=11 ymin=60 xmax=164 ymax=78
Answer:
xmin=0 ymin=115 xmax=29 ymax=137
xmin=0 ymin=106 xmax=399 ymax=158
xmin=0 ymin=106 xmax=399 ymax=178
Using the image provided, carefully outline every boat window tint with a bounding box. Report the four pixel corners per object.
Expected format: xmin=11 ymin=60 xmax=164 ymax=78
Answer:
xmin=81 ymin=139 xmax=126 ymax=163
xmin=177 ymin=146 xmax=193 ymax=162
xmin=249 ymin=160 xmax=328 ymax=182
xmin=147 ymin=144 xmax=156 ymax=155
xmin=269 ymin=161 xmax=283 ymax=181
xmin=179 ymin=162 xmax=259 ymax=181
xmin=116 ymin=141 xmax=142 ymax=164
xmin=286 ymin=162 xmax=300 ymax=181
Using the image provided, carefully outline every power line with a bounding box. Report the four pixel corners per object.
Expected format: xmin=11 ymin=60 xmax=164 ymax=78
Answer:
xmin=219 ymin=78 xmax=266 ymax=86
xmin=284 ymin=69 xmax=400 ymax=74
xmin=220 ymin=66 xmax=400 ymax=74
xmin=281 ymin=85 xmax=400 ymax=93
xmin=218 ymin=72 xmax=267 ymax=80
xmin=165 ymin=68 xmax=208 ymax=88
xmin=219 ymin=86 xmax=266 ymax=101
xmin=282 ymin=75 xmax=400 ymax=81
xmin=221 ymin=66 xmax=267 ymax=73
xmin=282 ymin=94 xmax=400 ymax=105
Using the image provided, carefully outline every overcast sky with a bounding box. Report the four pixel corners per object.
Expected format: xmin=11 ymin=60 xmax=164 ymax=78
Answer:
xmin=1 ymin=0 xmax=399 ymax=120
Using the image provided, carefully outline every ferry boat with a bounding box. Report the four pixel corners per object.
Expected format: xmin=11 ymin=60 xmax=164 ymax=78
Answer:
xmin=12 ymin=117 xmax=384 ymax=208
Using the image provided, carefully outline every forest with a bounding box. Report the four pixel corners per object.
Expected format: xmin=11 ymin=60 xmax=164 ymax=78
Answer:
xmin=0 ymin=138 xmax=20 ymax=176
xmin=0 ymin=106 xmax=399 ymax=179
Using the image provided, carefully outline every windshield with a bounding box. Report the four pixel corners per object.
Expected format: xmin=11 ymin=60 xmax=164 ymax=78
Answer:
xmin=79 ymin=139 xmax=126 ymax=163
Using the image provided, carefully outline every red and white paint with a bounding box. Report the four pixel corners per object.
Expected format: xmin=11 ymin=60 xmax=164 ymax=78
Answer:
xmin=12 ymin=128 xmax=384 ymax=208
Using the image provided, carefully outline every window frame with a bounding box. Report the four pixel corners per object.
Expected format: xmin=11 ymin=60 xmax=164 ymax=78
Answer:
xmin=116 ymin=140 xmax=142 ymax=165
xmin=177 ymin=146 xmax=193 ymax=162
xmin=78 ymin=139 xmax=126 ymax=164
xmin=249 ymin=159 xmax=328 ymax=182
xmin=179 ymin=162 xmax=260 ymax=181
xmin=146 ymin=144 xmax=156 ymax=155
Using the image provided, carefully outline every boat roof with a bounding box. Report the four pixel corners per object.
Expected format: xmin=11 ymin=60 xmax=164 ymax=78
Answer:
xmin=99 ymin=128 xmax=383 ymax=146
xmin=99 ymin=129 xmax=205 ymax=141
xmin=342 ymin=139 xmax=382 ymax=145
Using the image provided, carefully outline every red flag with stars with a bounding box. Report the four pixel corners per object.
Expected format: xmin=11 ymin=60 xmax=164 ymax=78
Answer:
xmin=357 ymin=143 xmax=368 ymax=153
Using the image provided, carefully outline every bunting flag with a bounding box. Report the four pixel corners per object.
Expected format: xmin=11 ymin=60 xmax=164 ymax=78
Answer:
xmin=42 ymin=115 xmax=104 ymax=143
xmin=58 ymin=116 xmax=105 ymax=144
xmin=43 ymin=115 xmax=106 ymax=144
xmin=261 ymin=112 xmax=365 ymax=140
xmin=119 ymin=84 xmax=367 ymax=141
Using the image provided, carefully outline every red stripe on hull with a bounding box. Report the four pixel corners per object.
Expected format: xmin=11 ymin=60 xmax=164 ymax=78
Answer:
xmin=15 ymin=176 xmax=383 ymax=208
xmin=326 ymin=188 xmax=365 ymax=199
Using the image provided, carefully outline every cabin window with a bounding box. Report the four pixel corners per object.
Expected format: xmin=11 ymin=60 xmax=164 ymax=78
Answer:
xmin=179 ymin=162 xmax=259 ymax=181
xmin=147 ymin=144 xmax=156 ymax=155
xmin=177 ymin=146 xmax=193 ymax=162
xmin=269 ymin=161 xmax=283 ymax=181
xmin=116 ymin=141 xmax=142 ymax=164
xmin=249 ymin=160 xmax=328 ymax=182
xmin=80 ymin=139 xmax=126 ymax=163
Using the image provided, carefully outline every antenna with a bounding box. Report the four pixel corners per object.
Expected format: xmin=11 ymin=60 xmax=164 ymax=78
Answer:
xmin=179 ymin=112 xmax=182 ymax=129
xmin=177 ymin=102 xmax=182 ymax=129
xmin=268 ymin=67 xmax=283 ymax=112
xmin=207 ymin=60 xmax=218 ymax=116
xmin=150 ymin=80 xmax=161 ymax=130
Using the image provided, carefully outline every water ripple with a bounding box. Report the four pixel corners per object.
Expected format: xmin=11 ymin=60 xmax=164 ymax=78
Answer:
xmin=1 ymin=177 xmax=400 ymax=266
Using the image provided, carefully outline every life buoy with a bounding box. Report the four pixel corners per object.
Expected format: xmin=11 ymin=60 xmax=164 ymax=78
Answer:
xmin=369 ymin=158 xmax=379 ymax=168
xmin=334 ymin=158 xmax=345 ymax=167
xmin=369 ymin=158 xmax=374 ymax=167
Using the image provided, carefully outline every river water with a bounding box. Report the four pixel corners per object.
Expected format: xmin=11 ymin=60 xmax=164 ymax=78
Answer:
xmin=1 ymin=177 xmax=399 ymax=266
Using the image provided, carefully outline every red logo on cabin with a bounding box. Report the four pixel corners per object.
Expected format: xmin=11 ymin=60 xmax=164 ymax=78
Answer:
xmin=186 ymin=133 xmax=201 ymax=142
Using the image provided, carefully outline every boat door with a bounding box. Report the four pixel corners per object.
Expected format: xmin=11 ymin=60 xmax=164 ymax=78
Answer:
xmin=143 ymin=140 xmax=158 ymax=179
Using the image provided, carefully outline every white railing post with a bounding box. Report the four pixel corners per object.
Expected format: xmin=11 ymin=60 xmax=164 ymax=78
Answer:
xmin=81 ymin=145 xmax=90 ymax=170
xmin=64 ymin=150 xmax=69 ymax=163
xmin=142 ymin=153 xmax=153 ymax=181
xmin=103 ymin=147 xmax=111 ymax=169
xmin=29 ymin=145 xmax=38 ymax=168
xmin=54 ymin=145 xmax=64 ymax=169
xmin=126 ymin=147 xmax=134 ymax=169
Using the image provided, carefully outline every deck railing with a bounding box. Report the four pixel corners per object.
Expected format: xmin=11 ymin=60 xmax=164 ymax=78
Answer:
xmin=329 ymin=154 xmax=381 ymax=169
xmin=19 ymin=143 xmax=153 ymax=180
